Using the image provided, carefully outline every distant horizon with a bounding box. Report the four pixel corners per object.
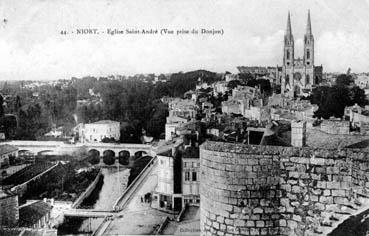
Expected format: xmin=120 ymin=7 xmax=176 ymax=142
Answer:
xmin=0 ymin=66 xmax=364 ymax=83
xmin=0 ymin=0 xmax=368 ymax=81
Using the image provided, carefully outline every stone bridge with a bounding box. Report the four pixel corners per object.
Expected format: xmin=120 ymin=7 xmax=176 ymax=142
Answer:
xmin=3 ymin=140 xmax=156 ymax=158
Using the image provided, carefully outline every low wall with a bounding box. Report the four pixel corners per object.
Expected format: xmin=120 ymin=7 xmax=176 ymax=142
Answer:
xmin=200 ymin=141 xmax=369 ymax=236
xmin=113 ymin=157 xmax=157 ymax=211
xmin=72 ymin=169 xmax=103 ymax=208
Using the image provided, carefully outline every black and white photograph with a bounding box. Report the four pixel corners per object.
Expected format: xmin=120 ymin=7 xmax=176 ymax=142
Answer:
xmin=0 ymin=0 xmax=369 ymax=235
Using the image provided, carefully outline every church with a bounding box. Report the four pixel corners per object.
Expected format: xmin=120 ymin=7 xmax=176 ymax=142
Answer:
xmin=281 ymin=10 xmax=323 ymax=97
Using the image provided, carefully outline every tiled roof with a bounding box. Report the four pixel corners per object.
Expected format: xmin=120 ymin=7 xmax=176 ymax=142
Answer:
xmin=19 ymin=201 xmax=52 ymax=227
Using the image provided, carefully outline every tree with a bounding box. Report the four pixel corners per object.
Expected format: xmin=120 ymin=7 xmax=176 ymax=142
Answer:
xmin=349 ymin=86 xmax=367 ymax=106
xmin=101 ymin=137 xmax=116 ymax=143
xmin=310 ymin=76 xmax=368 ymax=119
xmin=336 ymin=74 xmax=353 ymax=87
xmin=227 ymin=80 xmax=242 ymax=89
xmin=238 ymin=73 xmax=254 ymax=84
xmin=0 ymin=95 xmax=3 ymax=117
xmin=246 ymin=78 xmax=272 ymax=95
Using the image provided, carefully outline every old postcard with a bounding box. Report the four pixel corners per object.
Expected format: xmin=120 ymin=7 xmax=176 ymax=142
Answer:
xmin=0 ymin=0 xmax=368 ymax=235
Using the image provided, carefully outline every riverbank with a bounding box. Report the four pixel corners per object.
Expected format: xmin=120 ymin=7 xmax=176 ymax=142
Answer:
xmin=79 ymin=172 xmax=104 ymax=208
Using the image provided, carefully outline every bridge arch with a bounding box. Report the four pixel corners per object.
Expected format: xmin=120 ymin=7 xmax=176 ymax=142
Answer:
xmin=103 ymin=150 xmax=115 ymax=165
xmin=88 ymin=149 xmax=101 ymax=165
xmin=118 ymin=150 xmax=130 ymax=165
xmin=134 ymin=150 xmax=148 ymax=159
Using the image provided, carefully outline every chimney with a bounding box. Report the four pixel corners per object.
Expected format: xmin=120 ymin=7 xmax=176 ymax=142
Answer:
xmin=291 ymin=120 xmax=306 ymax=147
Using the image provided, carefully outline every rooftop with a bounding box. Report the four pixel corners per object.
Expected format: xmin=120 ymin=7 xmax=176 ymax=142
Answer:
xmin=0 ymin=189 xmax=16 ymax=199
xmin=306 ymin=127 xmax=369 ymax=149
xmin=90 ymin=120 xmax=120 ymax=125
xmin=19 ymin=201 xmax=52 ymax=227
xmin=182 ymin=146 xmax=199 ymax=159
xmin=0 ymin=144 xmax=18 ymax=155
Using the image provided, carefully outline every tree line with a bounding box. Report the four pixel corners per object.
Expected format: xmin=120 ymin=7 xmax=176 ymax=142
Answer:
xmin=309 ymin=74 xmax=367 ymax=119
xmin=1 ymin=70 xmax=221 ymax=142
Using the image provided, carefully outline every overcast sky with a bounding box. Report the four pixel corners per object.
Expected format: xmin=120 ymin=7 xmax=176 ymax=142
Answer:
xmin=0 ymin=0 xmax=368 ymax=80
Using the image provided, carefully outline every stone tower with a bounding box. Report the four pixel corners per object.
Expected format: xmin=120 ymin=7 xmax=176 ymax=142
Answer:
xmin=304 ymin=9 xmax=314 ymax=86
xmin=282 ymin=11 xmax=295 ymax=97
xmin=291 ymin=120 xmax=306 ymax=147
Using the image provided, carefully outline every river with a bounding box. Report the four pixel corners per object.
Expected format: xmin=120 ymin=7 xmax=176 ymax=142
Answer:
xmin=57 ymin=167 xmax=130 ymax=235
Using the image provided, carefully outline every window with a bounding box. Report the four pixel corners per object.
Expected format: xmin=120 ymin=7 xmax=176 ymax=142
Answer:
xmin=306 ymin=49 xmax=310 ymax=59
xmin=192 ymin=172 xmax=197 ymax=181
xmin=286 ymin=50 xmax=290 ymax=60
xmin=306 ymin=74 xmax=310 ymax=84
xmin=185 ymin=172 xmax=190 ymax=181
xmin=184 ymin=162 xmax=188 ymax=168
xmin=286 ymin=75 xmax=290 ymax=84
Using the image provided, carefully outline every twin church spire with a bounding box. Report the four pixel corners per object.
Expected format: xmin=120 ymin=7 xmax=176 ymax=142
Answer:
xmin=285 ymin=10 xmax=313 ymax=42
xmin=284 ymin=10 xmax=314 ymax=67
xmin=281 ymin=10 xmax=320 ymax=97
xmin=286 ymin=10 xmax=312 ymax=36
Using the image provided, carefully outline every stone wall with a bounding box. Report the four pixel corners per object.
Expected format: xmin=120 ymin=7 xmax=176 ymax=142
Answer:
xmin=320 ymin=120 xmax=350 ymax=135
xmin=0 ymin=194 xmax=19 ymax=227
xmin=200 ymin=141 xmax=369 ymax=236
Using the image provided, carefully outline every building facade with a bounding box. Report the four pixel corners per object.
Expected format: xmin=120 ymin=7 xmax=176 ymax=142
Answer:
xmin=19 ymin=200 xmax=52 ymax=228
xmin=76 ymin=120 xmax=120 ymax=143
xmin=0 ymin=144 xmax=19 ymax=167
xmin=281 ymin=11 xmax=323 ymax=97
xmin=182 ymin=157 xmax=200 ymax=206
xmin=153 ymin=145 xmax=200 ymax=212
xmin=0 ymin=190 xmax=19 ymax=227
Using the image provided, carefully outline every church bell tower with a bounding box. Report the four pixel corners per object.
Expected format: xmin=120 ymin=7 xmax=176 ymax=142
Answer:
xmin=304 ymin=10 xmax=314 ymax=86
xmin=282 ymin=11 xmax=294 ymax=96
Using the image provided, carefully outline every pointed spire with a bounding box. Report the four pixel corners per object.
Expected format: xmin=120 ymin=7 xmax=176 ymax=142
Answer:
xmin=306 ymin=9 xmax=312 ymax=35
xmin=286 ymin=11 xmax=292 ymax=36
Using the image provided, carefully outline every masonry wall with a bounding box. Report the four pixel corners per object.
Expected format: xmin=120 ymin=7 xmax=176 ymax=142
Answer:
xmin=0 ymin=194 xmax=19 ymax=227
xmin=200 ymin=141 xmax=369 ymax=236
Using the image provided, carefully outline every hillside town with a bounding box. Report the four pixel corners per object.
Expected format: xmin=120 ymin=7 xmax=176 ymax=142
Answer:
xmin=1 ymin=7 xmax=369 ymax=236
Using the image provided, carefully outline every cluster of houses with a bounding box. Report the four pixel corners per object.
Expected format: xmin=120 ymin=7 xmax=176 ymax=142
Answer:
xmin=152 ymin=71 xmax=369 ymax=213
xmin=0 ymin=143 xmax=57 ymax=236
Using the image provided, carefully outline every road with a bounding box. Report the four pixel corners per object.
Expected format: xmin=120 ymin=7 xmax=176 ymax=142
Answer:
xmin=100 ymin=160 xmax=175 ymax=235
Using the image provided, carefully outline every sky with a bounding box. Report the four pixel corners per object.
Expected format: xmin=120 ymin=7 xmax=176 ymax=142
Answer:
xmin=0 ymin=0 xmax=368 ymax=80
